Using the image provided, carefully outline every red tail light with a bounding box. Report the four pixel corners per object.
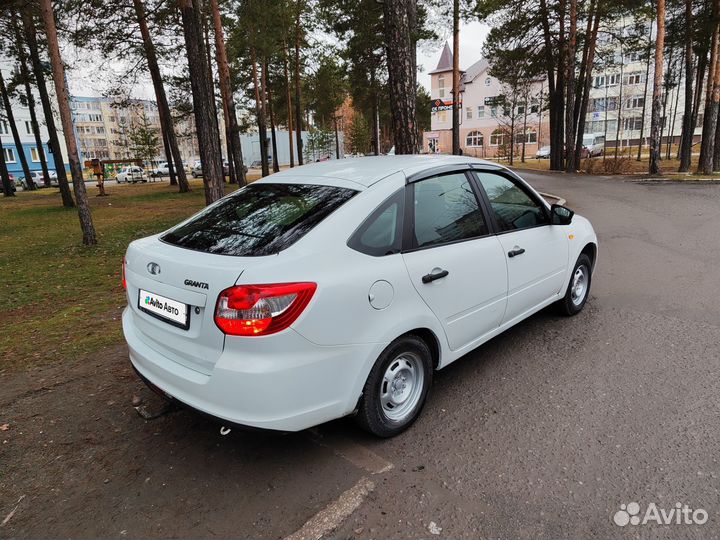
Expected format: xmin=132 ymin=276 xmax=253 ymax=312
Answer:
xmin=122 ymin=257 xmax=127 ymax=290
xmin=214 ymin=282 xmax=317 ymax=336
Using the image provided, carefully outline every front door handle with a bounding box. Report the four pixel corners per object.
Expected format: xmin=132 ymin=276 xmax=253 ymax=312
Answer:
xmin=422 ymin=269 xmax=449 ymax=284
xmin=508 ymin=246 xmax=525 ymax=258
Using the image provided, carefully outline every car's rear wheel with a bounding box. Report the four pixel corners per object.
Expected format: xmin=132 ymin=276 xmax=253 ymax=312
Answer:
xmin=557 ymin=254 xmax=592 ymax=316
xmin=355 ymin=335 xmax=432 ymax=437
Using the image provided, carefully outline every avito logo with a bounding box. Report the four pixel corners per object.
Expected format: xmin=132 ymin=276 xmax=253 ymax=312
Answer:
xmin=613 ymin=502 xmax=708 ymax=527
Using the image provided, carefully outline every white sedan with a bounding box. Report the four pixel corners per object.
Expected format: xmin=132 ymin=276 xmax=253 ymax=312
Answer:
xmin=122 ymin=156 xmax=597 ymax=437
xmin=116 ymin=166 xmax=147 ymax=184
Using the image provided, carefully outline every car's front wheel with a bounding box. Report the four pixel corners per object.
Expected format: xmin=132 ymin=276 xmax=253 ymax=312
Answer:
xmin=355 ymin=335 xmax=432 ymax=437
xmin=557 ymin=254 xmax=592 ymax=316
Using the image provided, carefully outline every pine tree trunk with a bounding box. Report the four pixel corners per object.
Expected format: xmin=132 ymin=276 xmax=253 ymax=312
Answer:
xmin=133 ymin=0 xmax=189 ymax=193
xmin=698 ymin=0 xmax=720 ymax=175
xmin=265 ymin=63 xmax=280 ymax=174
xmin=334 ymin=115 xmax=340 ymax=159
xmin=284 ymin=43 xmax=295 ymax=168
xmin=22 ymin=11 xmax=74 ymax=207
xmin=251 ymin=50 xmax=269 ymax=177
xmin=178 ymin=0 xmax=224 ymax=204
xmin=539 ymin=0 xmax=564 ymax=170
xmin=39 ymin=0 xmax=96 ymax=244
xmin=0 ymin=134 xmax=15 ymax=196
xmin=294 ymin=1 xmax=304 ymax=165
xmin=573 ymin=0 xmax=600 ymax=168
xmin=678 ymin=0 xmax=695 ymax=171
xmin=451 ymin=0 xmax=460 ymax=155
xmin=668 ymin=61 xmax=681 ymax=159
xmin=209 ymin=0 xmax=246 ymax=185
xmin=0 ymin=71 xmax=34 ymax=191
xmin=636 ymin=22 xmax=653 ymax=161
xmin=649 ymin=0 xmax=666 ymax=176
xmin=382 ymin=0 xmax=418 ymax=154
xmin=13 ymin=15 xmax=51 ymax=188
xmin=162 ymin=131 xmax=178 ymax=185
xmin=564 ymin=0 xmax=577 ymax=171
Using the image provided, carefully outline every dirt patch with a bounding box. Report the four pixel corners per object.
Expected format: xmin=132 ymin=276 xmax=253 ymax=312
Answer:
xmin=0 ymin=345 xmax=362 ymax=539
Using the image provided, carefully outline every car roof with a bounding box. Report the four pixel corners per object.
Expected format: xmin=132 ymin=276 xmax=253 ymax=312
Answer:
xmin=260 ymin=155 xmax=504 ymax=189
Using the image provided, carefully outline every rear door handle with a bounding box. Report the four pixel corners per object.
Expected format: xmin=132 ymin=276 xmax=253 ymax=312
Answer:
xmin=508 ymin=247 xmax=525 ymax=258
xmin=422 ymin=269 xmax=449 ymax=284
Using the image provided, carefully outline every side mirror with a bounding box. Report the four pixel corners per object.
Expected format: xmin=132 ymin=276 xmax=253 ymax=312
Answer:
xmin=551 ymin=204 xmax=574 ymax=225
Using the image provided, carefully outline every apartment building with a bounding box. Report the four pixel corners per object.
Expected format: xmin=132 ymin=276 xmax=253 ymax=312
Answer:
xmin=70 ymin=96 xmax=164 ymax=163
xmin=0 ymin=60 xmax=67 ymax=179
xmin=424 ymin=43 xmax=548 ymax=157
xmin=425 ymin=28 xmax=704 ymax=158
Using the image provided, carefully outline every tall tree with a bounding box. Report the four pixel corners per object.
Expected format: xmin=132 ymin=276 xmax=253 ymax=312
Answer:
xmin=451 ymin=0 xmax=461 ymax=155
xmin=573 ymin=0 xmax=601 ymax=168
xmin=0 ymin=70 xmax=34 ymax=191
xmin=22 ymin=10 xmax=74 ymax=207
xmin=698 ymin=0 xmax=720 ymax=174
xmin=678 ymin=0 xmax=694 ymax=171
xmin=649 ymin=0 xmax=666 ymax=175
xmin=39 ymin=0 xmax=96 ymax=244
xmin=132 ymin=0 xmax=190 ymax=193
xmin=564 ymin=0 xmax=577 ymax=171
xmin=251 ymin=49 xmax=270 ymax=176
xmin=178 ymin=0 xmax=224 ymax=204
xmin=209 ymin=0 xmax=246 ymax=185
xmin=294 ymin=0 xmax=305 ymax=164
xmin=12 ymin=14 xmax=51 ymax=188
xmin=382 ymin=0 xmax=418 ymax=153
xmin=284 ymin=43 xmax=295 ymax=167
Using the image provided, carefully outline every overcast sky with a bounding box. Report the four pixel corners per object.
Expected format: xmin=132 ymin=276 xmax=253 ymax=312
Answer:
xmin=67 ymin=20 xmax=490 ymax=99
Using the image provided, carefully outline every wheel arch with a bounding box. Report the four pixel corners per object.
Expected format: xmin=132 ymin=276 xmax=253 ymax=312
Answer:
xmin=403 ymin=327 xmax=442 ymax=370
xmin=580 ymin=241 xmax=598 ymax=271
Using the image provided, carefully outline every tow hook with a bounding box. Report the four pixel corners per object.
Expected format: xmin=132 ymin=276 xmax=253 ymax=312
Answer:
xmin=132 ymin=395 xmax=177 ymax=420
xmin=219 ymin=426 xmax=231 ymax=436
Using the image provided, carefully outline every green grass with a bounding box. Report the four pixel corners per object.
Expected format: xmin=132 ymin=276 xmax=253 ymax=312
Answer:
xmin=0 ymin=178 xmax=253 ymax=372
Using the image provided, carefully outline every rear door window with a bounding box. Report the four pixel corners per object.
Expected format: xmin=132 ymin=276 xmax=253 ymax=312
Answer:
xmin=162 ymin=183 xmax=357 ymax=256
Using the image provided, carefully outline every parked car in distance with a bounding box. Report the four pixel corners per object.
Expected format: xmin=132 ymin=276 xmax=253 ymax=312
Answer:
xmin=21 ymin=170 xmax=57 ymax=189
xmin=116 ymin=166 xmax=147 ymax=184
xmin=535 ymin=146 xmax=551 ymax=159
xmin=581 ymin=134 xmax=605 ymax=158
xmin=151 ymin=163 xmax=170 ymax=177
xmin=123 ymin=155 xmax=598 ymax=438
xmin=249 ymin=156 xmax=272 ymax=168
xmin=192 ymin=160 xmax=247 ymax=178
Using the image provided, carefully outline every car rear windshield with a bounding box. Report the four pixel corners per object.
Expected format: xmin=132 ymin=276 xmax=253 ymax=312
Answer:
xmin=161 ymin=183 xmax=357 ymax=256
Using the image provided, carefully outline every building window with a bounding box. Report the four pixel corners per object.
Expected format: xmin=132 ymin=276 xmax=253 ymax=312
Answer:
xmin=517 ymin=104 xmax=526 ymax=115
xmin=25 ymin=121 xmax=33 ymax=135
xmin=466 ymin=107 xmax=472 ymax=120
xmin=626 ymin=96 xmax=645 ymax=109
xmin=30 ymin=147 xmax=40 ymax=162
xmin=0 ymin=120 xmax=8 ymax=135
xmin=623 ymin=117 xmax=643 ymax=131
xmin=490 ymin=129 xmax=507 ymax=146
xmin=530 ymin=102 xmax=539 ymax=114
xmin=513 ymin=131 xmax=537 ymax=144
xmin=466 ymin=131 xmax=484 ymax=147
xmin=3 ymin=148 xmax=16 ymax=162
xmin=624 ymin=72 xmax=645 ymax=85
xmin=438 ymin=75 xmax=445 ymax=98
xmin=477 ymin=105 xmax=485 ymax=118
xmin=490 ymin=106 xmax=498 ymax=118
xmin=485 ymin=77 xmax=491 ymax=86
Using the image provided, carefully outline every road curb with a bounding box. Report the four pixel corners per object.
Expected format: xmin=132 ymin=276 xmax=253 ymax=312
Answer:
xmin=538 ymin=191 xmax=566 ymax=206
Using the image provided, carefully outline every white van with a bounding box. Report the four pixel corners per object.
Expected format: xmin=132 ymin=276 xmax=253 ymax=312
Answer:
xmin=581 ymin=134 xmax=605 ymax=158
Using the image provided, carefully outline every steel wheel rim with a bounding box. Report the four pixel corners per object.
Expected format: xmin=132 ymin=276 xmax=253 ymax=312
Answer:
xmin=379 ymin=352 xmax=424 ymax=422
xmin=571 ymin=265 xmax=588 ymax=306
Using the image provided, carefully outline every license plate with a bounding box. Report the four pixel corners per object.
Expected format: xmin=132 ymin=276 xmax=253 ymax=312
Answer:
xmin=138 ymin=289 xmax=190 ymax=329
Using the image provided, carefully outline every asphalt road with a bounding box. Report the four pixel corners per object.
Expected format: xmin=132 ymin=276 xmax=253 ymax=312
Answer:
xmin=2 ymin=171 xmax=719 ymax=539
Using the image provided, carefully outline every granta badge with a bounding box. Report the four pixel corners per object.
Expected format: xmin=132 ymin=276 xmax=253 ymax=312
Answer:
xmin=184 ymin=279 xmax=209 ymax=290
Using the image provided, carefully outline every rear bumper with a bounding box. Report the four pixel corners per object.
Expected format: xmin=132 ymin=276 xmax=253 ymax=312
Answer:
xmin=123 ymin=307 xmax=385 ymax=432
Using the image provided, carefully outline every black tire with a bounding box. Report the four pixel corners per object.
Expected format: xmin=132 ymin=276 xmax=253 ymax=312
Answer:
xmin=355 ymin=335 xmax=433 ymax=438
xmin=557 ymin=253 xmax=592 ymax=316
